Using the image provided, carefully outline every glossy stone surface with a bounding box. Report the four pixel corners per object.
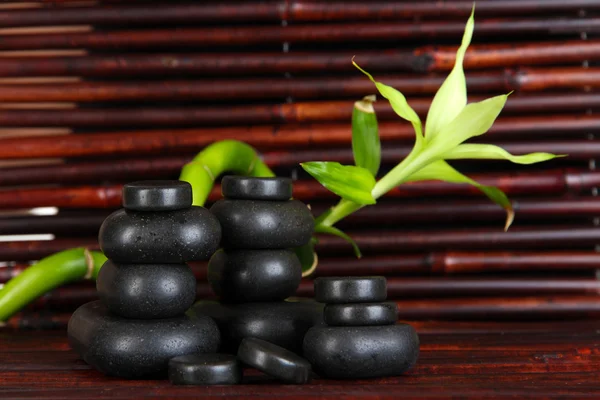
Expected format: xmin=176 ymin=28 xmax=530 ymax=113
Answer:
xmin=168 ymin=354 xmax=242 ymax=385
xmin=303 ymin=324 xmax=420 ymax=379
xmin=99 ymin=206 xmax=221 ymax=263
xmin=68 ymin=301 xmax=220 ymax=379
xmin=314 ymin=276 xmax=387 ymax=304
xmin=192 ymin=300 xmax=324 ymax=354
xmin=208 ymin=249 xmax=301 ymax=302
xmin=122 ymin=180 xmax=192 ymax=211
xmin=209 ymin=199 xmax=313 ymax=249
xmin=221 ymin=176 xmax=292 ymax=201
xmin=238 ymin=338 xmax=311 ymax=384
xmin=324 ymin=302 xmax=398 ymax=326
xmin=96 ymin=260 xmax=196 ymax=319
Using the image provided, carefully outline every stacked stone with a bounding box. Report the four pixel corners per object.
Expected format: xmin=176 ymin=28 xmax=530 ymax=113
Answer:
xmin=203 ymin=176 xmax=317 ymax=354
xmin=303 ymin=276 xmax=420 ymax=379
xmin=68 ymin=181 xmax=222 ymax=379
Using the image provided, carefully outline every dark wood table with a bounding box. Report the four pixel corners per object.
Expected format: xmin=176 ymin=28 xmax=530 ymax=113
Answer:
xmin=0 ymin=321 xmax=598 ymax=399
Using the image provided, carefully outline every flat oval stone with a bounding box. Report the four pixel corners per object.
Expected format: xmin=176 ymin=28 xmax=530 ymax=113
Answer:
xmin=192 ymin=300 xmax=324 ymax=354
xmin=303 ymin=324 xmax=420 ymax=379
xmin=238 ymin=338 xmax=311 ymax=384
xmin=221 ymin=176 xmax=292 ymax=201
xmin=169 ymin=354 xmax=242 ymax=385
xmin=97 ymin=260 xmax=196 ymax=319
xmin=68 ymin=301 xmax=220 ymax=379
xmin=315 ymin=276 xmax=387 ymax=304
xmin=123 ymin=180 xmax=192 ymax=211
xmin=99 ymin=206 xmax=221 ymax=263
xmin=210 ymin=199 xmax=314 ymax=249
xmin=208 ymin=249 xmax=301 ymax=302
xmin=324 ymin=302 xmax=398 ymax=326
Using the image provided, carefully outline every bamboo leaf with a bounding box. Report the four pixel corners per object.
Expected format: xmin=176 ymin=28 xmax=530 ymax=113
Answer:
xmin=406 ymin=160 xmax=514 ymax=230
xmin=353 ymin=59 xmax=424 ymax=148
xmin=444 ymin=144 xmax=565 ymax=164
xmin=352 ymin=95 xmax=381 ymax=176
xmin=425 ymin=6 xmax=475 ymax=141
xmin=301 ymin=161 xmax=376 ymax=205
xmin=315 ymin=225 xmax=362 ymax=258
xmin=427 ymin=94 xmax=509 ymax=155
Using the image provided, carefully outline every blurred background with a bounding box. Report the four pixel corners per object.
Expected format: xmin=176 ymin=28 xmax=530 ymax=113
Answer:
xmin=0 ymin=0 xmax=599 ymax=329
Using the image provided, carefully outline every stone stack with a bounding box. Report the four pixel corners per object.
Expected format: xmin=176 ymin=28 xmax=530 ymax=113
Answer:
xmin=199 ymin=176 xmax=319 ymax=354
xmin=68 ymin=181 xmax=222 ymax=379
xmin=303 ymin=276 xmax=420 ymax=379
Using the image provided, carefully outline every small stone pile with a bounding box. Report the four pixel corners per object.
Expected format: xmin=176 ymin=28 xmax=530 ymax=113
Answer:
xmin=303 ymin=276 xmax=420 ymax=379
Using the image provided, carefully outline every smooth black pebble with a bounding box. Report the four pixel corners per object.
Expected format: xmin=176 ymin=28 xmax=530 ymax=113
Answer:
xmin=209 ymin=199 xmax=314 ymax=249
xmin=221 ymin=175 xmax=292 ymax=201
xmin=303 ymin=324 xmax=420 ymax=379
xmin=192 ymin=300 xmax=324 ymax=354
xmin=97 ymin=260 xmax=196 ymax=319
xmin=208 ymin=249 xmax=301 ymax=302
xmin=238 ymin=338 xmax=311 ymax=384
xmin=99 ymin=206 xmax=221 ymax=263
xmin=68 ymin=301 xmax=220 ymax=379
xmin=169 ymin=354 xmax=241 ymax=385
xmin=122 ymin=180 xmax=192 ymax=211
xmin=314 ymin=276 xmax=387 ymax=304
xmin=324 ymin=302 xmax=398 ymax=326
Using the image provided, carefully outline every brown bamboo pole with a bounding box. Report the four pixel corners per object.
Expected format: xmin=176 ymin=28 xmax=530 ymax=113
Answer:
xmin=0 ymin=19 xmax=597 ymax=50
xmin=0 ymin=68 xmax=596 ymax=102
xmin=3 ymin=226 xmax=600 ymax=261
xmin=1 ymin=1 xmax=599 ymax=27
xmin=394 ymin=296 xmax=600 ymax=320
xmin=0 ymin=40 xmax=597 ymax=78
xmin=2 ymin=197 xmax=597 ymax=236
xmin=315 ymin=226 xmax=600 ymax=255
xmin=0 ymin=93 xmax=594 ymax=127
xmin=1 ymin=167 xmax=598 ymax=210
xmin=0 ymin=114 xmax=597 ymax=160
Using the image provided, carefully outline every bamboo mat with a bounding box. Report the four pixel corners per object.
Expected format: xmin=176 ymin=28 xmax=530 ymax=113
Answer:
xmin=0 ymin=0 xmax=599 ymax=324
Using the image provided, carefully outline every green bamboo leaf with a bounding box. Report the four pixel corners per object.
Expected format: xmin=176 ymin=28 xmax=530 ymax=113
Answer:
xmin=425 ymin=6 xmax=475 ymax=141
xmin=444 ymin=144 xmax=565 ymax=164
xmin=301 ymin=161 xmax=376 ymax=205
xmin=427 ymin=94 xmax=509 ymax=155
xmin=406 ymin=160 xmax=514 ymax=230
xmin=315 ymin=225 xmax=362 ymax=258
xmin=353 ymin=59 xmax=424 ymax=148
xmin=352 ymin=95 xmax=381 ymax=176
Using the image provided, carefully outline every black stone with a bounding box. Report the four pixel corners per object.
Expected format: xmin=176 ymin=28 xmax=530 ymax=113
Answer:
xmin=314 ymin=276 xmax=387 ymax=304
xmin=209 ymin=199 xmax=314 ymax=249
xmin=68 ymin=301 xmax=220 ymax=379
xmin=208 ymin=249 xmax=301 ymax=302
xmin=324 ymin=302 xmax=398 ymax=326
xmin=168 ymin=354 xmax=242 ymax=385
xmin=96 ymin=260 xmax=196 ymax=319
xmin=99 ymin=206 xmax=221 ymax=263
xmin=303 ymin=324 xmax=420 ymax=379
xmin=123 ymin=180 xmax=192 ymax=211
xmin=192 ymin=300 xmax=324 ymax=354
xmin=238 ymin=338 xmax=311 ymax=384
xmin=221 ymin=176 xmax=292 ymax=201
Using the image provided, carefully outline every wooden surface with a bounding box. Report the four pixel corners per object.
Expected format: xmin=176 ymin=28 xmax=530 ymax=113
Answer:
xmin=0 ymin=321 xmax=598 ymax=399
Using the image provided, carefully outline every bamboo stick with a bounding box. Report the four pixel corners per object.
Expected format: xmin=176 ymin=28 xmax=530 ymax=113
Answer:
xmin=0 ymin=18 xmax=597 ymax=50
xmin=0 ymin=93 xmax=595 ymax=127
xmin=1 ymin=1 xmax=598 ymax=28
xmin=2 ymin=197 xmax=597 ymax=236
xmin=3 ymin=226 xmax=600 ymax=261
xmin=0 ymin=68 xmax=596 ymax=102
xmin=0 ymin=40 xmax=597 ymax=79
xmin=0 ymin=114 xmax=597 ymax=160
xmin=1 ymin=167 xmax=598 ymax=210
